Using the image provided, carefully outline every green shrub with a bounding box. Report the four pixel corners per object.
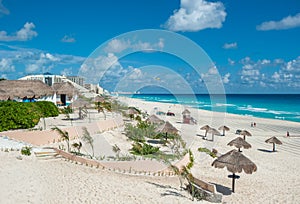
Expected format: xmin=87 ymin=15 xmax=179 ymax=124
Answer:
xmin=21 ymin=146 xmax=32 ymax=156
xmin=130 ymin=142 xmax=160 ymax=155
xmin=35 ymin=101 xmax=59 ymax=117
xmin=0 ymin=101 xmax=59 ymax=131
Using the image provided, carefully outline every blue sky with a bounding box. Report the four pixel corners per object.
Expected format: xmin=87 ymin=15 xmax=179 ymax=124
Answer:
xmin=0 ymin=0 xmax=300 ymax=93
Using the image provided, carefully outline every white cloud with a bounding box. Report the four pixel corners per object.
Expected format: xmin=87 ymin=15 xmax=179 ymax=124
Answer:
xmin=223 ymin=42 xmax=237 ymax=49
xmin=257 ymin=13 xmax=300 ymax=31
xmin=228 ymin=58 xmax=235 ymax=65
xmin=0 ymin=22 xmax=38 ymax=41
xmin=223 ymin=73 xmax=230 ymax=84
xmin=60 ymin=68 xmax=73 ymax=76
xmin=26 ymin=64 xmax=39 ymax=73
xmin=105 ymin=39 xmax=130 ymax=53
xmin=128 ymin=68 xmax=143 ymax=80
xmin=0 ymin=58 xmax=15 ymax=72
xmin=0 ymin=0 xmax=9 ymax=16
xmin=164 ymin=0 xmax=226 ymax=32
xmin=104 ymin=38 xmax=164 ymax=54
xmin=61 ymin=35 xmax=76 ymax=43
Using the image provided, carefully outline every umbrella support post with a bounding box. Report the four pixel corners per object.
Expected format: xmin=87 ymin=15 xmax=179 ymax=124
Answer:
xmin=232 ymin=173 xmax=235 ymax=193
xmin=273 ymin=143 xmax=275 ymax=152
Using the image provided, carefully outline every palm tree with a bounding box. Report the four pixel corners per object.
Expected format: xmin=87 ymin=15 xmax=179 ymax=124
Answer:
xmin=170 ymin=149 xmax=194 ymax=190
xmin=52 ymin=126 xmax=70 ymax=152
xmin=82 ymin=127 xmax=94 ymax=157
xmin=72 ymin=141 xmax=82 ymax=154
xmin=95 ymin=101 xmax=112 ymax=120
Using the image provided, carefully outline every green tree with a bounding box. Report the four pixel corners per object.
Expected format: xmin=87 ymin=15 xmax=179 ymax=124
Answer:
xmin=51 ymin=126 xmax=70 ymax=152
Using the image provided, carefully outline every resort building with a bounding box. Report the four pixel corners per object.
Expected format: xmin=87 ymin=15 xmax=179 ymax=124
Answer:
xmin=19 ymin=73 xmax=104 ymax=98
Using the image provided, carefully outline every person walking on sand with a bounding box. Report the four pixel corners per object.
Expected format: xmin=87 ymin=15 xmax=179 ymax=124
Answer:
xmin=287 ymin=131 xmax=290 ymax=137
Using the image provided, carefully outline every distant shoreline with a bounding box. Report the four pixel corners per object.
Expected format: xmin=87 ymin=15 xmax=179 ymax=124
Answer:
xmin=118 ymin=94 xmax=300 ymax=124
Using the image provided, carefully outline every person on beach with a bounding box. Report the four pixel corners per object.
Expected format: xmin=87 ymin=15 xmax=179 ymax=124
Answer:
xmin=251 ymin=122 xmax=253 ymax=127
xmin=287 ymin=131 xmax=290 ymax=137
xmin=254 ymin=122 xmax=256 ymax=127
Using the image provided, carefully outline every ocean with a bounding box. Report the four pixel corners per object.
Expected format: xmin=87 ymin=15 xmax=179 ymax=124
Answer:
xmin=124 ymin=94 xmax=300 ymax=123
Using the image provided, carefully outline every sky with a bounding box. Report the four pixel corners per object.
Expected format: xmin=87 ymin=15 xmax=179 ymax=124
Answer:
xmin=0 ymin=0 xmax=300 ymax=94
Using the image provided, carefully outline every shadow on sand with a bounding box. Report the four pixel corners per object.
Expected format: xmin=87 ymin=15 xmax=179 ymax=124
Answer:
xmin=257 ymin=148 xmax=274 ymax=153
xmin=146 ymin=182 xmax=188 ymax=199
xmin=212 ymin=183 xmax=232 ymax=196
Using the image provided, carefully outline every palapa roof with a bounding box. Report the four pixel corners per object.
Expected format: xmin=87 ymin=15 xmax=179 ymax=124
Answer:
xmin=240 ymin=130 xmax=252 ymax=136
xmin=207 ymin=127 xmax=221 ymax=135
xmin=0 ymin=80 xmax=54 ymax=99
xmin=182 ymin=109 xmax=191 ymax=115
xmin=200 ymin=125 xmax=210 ymax=130
xmin=218 ymin=125 xmax=230 ymax=131
xmin=156 ymin=121 xmax=178 ymax=134
xmin=145 ymin=114 xmax=164 ymax=124
xmin=93 ymin=95 xmax=105 ymax=103
xmin=53 ymin=82 xmax=77 ymax=97
xmin=227 ymin=137 xmax=252 ymax=149
xmin=70 ymin=98 xmax=91 ymax=108
xmin=212 ymin=149 xmax=257 ymax=174
xmin=265 ymin=136 xmax=282 ymax=145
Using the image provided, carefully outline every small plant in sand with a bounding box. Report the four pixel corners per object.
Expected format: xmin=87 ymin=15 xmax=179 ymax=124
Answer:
xmin=21 ymin=146 xmax=32 ymax=156
xmin=72 ymin=141 xmax=82 ymax=154
xmin=52 ymin=126 xmax=70 ymax=152
xmin=81 ymin=127 xmax=94 ymax=158
xmin=198 ymin=147 xmax=217 ymax=158
xmin=112 ymin=144 xmax=121 ymax=158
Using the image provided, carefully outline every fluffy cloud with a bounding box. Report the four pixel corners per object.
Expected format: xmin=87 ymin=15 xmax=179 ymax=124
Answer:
xmin=0 ymin=22 xmax=38 ymax=41
xmin=164 ymin=0 xmax=226 ymax=32
xmin=257 ymin=13 xmax=300 ymax=31
xmin=0 ymin=58 xmax=15 ymax=72
xmin=104 ymin=38 xmax=164 ymax=54
xmin=0 ymin=0 xmax=9 ymax=16
xmin=61 ymin=35 xmax=76 ymax=43
xmin=223 ymin=42 xmax=237 ymax=49
xmin=105 ymin=39 xmax=130 ymax=53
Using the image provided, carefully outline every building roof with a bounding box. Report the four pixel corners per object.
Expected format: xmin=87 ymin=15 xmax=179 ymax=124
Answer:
xmin=0 ymin=80 xmax=54 ymax=100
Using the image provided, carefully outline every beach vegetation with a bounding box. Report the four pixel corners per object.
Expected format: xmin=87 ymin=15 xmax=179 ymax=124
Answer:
xmin=51 ymin=126 xmax=70 ymax=152
xmin=124 ymin=123 xmax=146 ymax=142
xmin=112 ymin=144 xmax=121 ymax=158
xmin=72 ymin=141 xmax=82 ymax=154
xmin=198 ymin=147 xmax=217 ymax=158
xmin=21 ymin=146 xmax=32 ymax=156
xmin=81 ymin=127 xmax=94 ymax=157
xmin=130 ymin=142 xmax=160 ymax=155
xmin=0 ymin=101 xmax=59 ymax=131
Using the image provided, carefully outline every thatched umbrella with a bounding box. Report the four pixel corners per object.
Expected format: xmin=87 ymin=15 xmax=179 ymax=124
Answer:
xmin=218 ymin=125 xmax=230 ymax=136
xmin=212 ymin=149 xmax=257 ymax=193
xmin=156 ymin=121 xmax=178 ymax=141
xmin=93 ymin=95 xmax=105 ymax=103
xmin=265 ymin=136 xmax=282 ymax=152
xmin=145 ymin=115 xmax=164 ymax=125
xmin=207 ymin=127 xmax=221 ymax=141
xmin=227 ymin=137 xmax=252 ymax=152
xmin=240 ymin=130 xmax=252 ymax=140
xmin=127 ymin=107 xmax=140 ymax=115
xmin=200 ymin=125 xmax=210 ymax=137
xmin=70 ymin=98 xmax=91 ymax=108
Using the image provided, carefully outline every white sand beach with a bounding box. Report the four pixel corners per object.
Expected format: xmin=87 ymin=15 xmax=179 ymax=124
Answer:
xmin=1 ymin=97 xmax=300 ymax=203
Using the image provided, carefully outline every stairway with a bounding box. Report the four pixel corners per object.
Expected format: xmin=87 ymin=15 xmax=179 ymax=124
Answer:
xmin=33 ymin=148 xmax=61 ymax=160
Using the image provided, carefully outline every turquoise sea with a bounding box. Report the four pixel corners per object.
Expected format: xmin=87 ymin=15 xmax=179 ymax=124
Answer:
xmin=124 ymin=94 xmax=300 ymax=123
